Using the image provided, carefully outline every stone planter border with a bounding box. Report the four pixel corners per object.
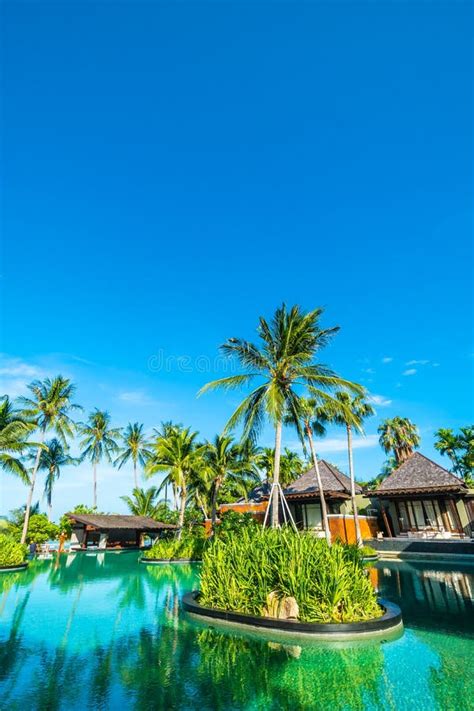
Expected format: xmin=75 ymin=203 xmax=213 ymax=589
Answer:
xmin=182 ymin=591 xmax=402 ymax=638
xmin=0 ymin=562 xmax=29 ymax=573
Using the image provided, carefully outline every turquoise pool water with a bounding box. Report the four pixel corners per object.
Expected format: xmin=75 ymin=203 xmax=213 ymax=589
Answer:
xmin=0 ymin=552 xmax=472 ymax=710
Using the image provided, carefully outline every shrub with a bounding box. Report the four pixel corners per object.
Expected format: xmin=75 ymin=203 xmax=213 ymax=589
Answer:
xmin=214 ymin=510 xmax=259 ymax=539
xmin=200 ymin=527 xmax=382 ymax=624
xmin=360 ymin=545 xmax=378 ymax=558
xmin=9 ymin=514 xmax=59 ymax=544
xmin=0 ymin=534 xmax=26 ymax=567
xmin=144 ymin=526 xmax=206 ymax=561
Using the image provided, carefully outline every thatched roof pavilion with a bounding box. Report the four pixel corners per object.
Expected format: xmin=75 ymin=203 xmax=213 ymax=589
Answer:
xmin=68 ymin=513 xmax=177 ymax=549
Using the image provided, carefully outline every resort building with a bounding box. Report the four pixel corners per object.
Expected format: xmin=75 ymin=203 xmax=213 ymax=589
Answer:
xmin=67 ymin=513 xmax=177 ymax=549
xmin=371 ymin=452 xmax=473 ymax=538
xmin=282 ymin=460 xmax=378 ymax=541
xmin=220 ymin=460 xmax=378 ymax=542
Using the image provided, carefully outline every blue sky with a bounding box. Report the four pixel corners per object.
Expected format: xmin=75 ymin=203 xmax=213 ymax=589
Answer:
xmin=1 ymin=1 xmax=472 ymax=518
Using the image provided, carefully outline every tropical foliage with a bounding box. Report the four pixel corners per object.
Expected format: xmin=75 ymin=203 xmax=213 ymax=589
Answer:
xmin=8 ymin=513 xmax=59 ymax=544
xmin=35 ymin=439 xmax=79 ymax=520
xmin=200 ymin=527 xmax=381 ymax=623
xmin=0 ymin=534 xmax=26 ymax=566
xmin=18 ymin=376 xmax=80 ymax=543
xmin=144 ymin=526 xmax=206 ymax=561
xmin=434 ymin=426 xmax=474 ymax=484
xmin=115 ymin=423 xmax=152 ymax=488
xmin=200 ymin=303 xmax=361 ymax=526
xmin=121 ymin=486 xmax=163 ymax=517
xmin=78 ymin=409 xmax=121 ymax=508
xmin=0 ymin=396 xmax=35 ymax=482
xmin=378 ymin=417 xmax=420 ymax=465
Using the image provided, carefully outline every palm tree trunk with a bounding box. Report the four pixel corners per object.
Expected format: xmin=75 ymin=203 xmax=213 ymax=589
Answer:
xmin=93 ymin=461 xmax=97 ymax=508
xmin=306 ymin=425 xmax=331 ymax=545
xmin=211 ymin=478 xmax=222 ymax=529
xmin=133 ymin=460 xmax=138 ymax=489
xmin=21 ymin=430 xmax=45 ymax=544
xmin=177 ymin=486 xmax=186 ymax=540
xmin=271 ymin=420 xmax=282 ymax=528
xmin=347 ymin=424 xmax=362 ymax=546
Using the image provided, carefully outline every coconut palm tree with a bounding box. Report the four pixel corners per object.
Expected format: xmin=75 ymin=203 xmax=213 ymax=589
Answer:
xmin=203 ymin=434 xmax=259 ymax=529
xmin=200 ymin=304 xmax=362 ymax=527
xmin=145 ymin=424 xmax=205 ymax=538
xmin=115 ymin=423 xmax=152 ymax=489
xmin=18 ymin=376 xmax=80 ymax=544
xmin=257 ymin=447 xmax=304 ymax=488
xmin=78 ymin=409 xmax=121 ymax=508
xmin=36 ymin=438 xmax=79 ymax=520
xmin=285 ymin=397 xmax=331 ymax=543
xmin=120 ymin=486 xmax=161 ymax=517
xmin=378 ymin=416 xmax=420 ymax=465
xmin=0 ymin=396 xmax=36 ymax=483
xmin=434 ymin=426 xmax=474 ymax=482
xmin=318 ymin=392 xmax=374 ymax=546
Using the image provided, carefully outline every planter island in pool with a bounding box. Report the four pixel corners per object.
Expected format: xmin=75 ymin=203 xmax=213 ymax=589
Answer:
xmin=140 ymin=557 xmax=201 ymax=565
xmin=0 ymin=562 xmax=29 ymax=572
xmin=182 ymin=591 xmax=403 ymax=639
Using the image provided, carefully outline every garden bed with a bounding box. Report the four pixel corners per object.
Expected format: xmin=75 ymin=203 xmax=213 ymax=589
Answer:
xmin=183 ymin=591 xmax=402 ymax=638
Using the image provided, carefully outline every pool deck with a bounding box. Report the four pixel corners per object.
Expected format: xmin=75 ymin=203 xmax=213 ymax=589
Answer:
xmin=366 ymin=537 xmax=474 ymax=562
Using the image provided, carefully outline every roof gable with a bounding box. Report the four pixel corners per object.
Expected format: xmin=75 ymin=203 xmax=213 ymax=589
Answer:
xmin=375 ymin=452 xmax=466 ymax=493
xmin=283 ymin=460 xmax=361 ymax=497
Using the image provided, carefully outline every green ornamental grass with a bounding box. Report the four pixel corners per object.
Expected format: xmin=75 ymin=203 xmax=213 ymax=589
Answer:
xmin=199 ymin=527 xmax=382 ymax=624
xmin=144 ymin=527 xmax=206 ymax=561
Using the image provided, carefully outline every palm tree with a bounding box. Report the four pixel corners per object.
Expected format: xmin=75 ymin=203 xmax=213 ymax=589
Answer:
xmin=257 ymin=447 xmax=304 ymax=488
xmin=121 ymin=486 xmax=161 ymax=517
xmin=115 ymin=423 xmax=152 ymax=489
xmin=434 ymin=427 xmax=473 ymax=482
xmin=285 ymin=397 xmax=331 ymax=543
xmin=0 ymin=396 xmax=35 ymax=483
xmin=78 ymin=409 xmax=121 ymax=508
xmin=318 ymin=392 xmax=374 ymax=546
xmin=36 ymin=439 xmax=79 ymax=520
xmin=204 ymin=434 xmax=259 ymax=529
xmin=200 ymin=304 xmax=361 ymax=527
xmin=145 ymin=424 xmax=205 ymax=538
xmin=18 ymin=376 xmax=80 ymax=543
xmin=378 ymin=417 xmax=420 ymax=465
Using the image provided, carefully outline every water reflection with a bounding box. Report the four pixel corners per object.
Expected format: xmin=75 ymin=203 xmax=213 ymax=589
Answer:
xmin=0 ymin=552 xmax=473 ymax=710
xmin=373 ymin=560 xmax=474 ymax=635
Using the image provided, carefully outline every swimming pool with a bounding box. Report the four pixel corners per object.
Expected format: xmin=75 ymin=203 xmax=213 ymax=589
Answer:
xmin=1 ymin=552 xmax=472 ymax=710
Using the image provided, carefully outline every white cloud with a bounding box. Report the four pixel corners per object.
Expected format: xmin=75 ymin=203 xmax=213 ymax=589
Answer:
xmin=368 ymin=394 xmax=392 ymax=407
xmin=381 ymin=357 xmax=393 ymax=363
xmin=406 ymin=359 xmax=429 ymax=366
xmin=0 ymin=356 xmax=47 ymax=398
xmin=403 ymin=368 xmax=417 ymax=376
xmin=315 ymin=434 xmax=379 ymax=454
xmin=117 ymin=390 xmax=155 ymax=405
xmin=362 ymin=367 xmax=375 ymax=374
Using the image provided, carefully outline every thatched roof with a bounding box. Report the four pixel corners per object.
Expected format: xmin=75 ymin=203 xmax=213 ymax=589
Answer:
xmin=67 ymin=514 xmax=177 ymax=531
xmin=283 ymin=460 xmax=361 ymax=499
xmin=246 ymin=480 xmax=272 ymax=503
xmin=372 ymin=452 xmax=467 ymax=496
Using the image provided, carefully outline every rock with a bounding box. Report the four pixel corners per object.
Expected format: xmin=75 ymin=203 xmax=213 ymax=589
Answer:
xmin=262 ymin=591 xmax=299 ymax=620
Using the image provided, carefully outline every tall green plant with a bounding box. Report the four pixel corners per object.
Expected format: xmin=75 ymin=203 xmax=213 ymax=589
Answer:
xmin=18 ymin=376 xmax=80 ymax=544
xmin=0 ymin=396 xmax=35 ymax=483
xmin=318 ymin=392 xmax=374 ymax=546
xmin=200 ymin=527 xmax=380 ymax=623
xmin=200 ymin=304 xmax=361 ymax=527
xmin=78 ymin=409 xmax=120 ymax=508
xmin=115 ymin=423 xmax=152 ymax=489
xmin=146 ymin=424 xmax=205 ymax=538
xmin=36 ymin=438 xmax=79 ymax=520
xmin=378 ymin=417 xmax=420 ymax=465
xmin=120 ymin=486 xmax=161 ymax=517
